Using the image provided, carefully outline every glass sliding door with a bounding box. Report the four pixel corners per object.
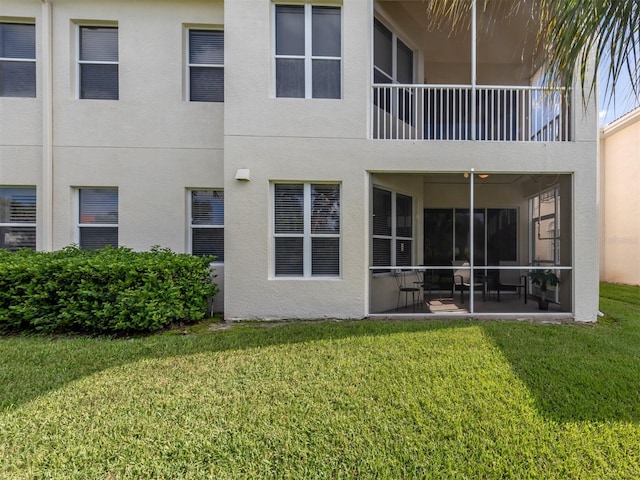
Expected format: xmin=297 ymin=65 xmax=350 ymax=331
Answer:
xmin=424 ymin=207 xmax=517 ymax=290
xmin=454 ymin=209 xmax=485 ymax=266
xmin=486 ymin=208 xmax=517 ymax=265
xmin=424 ymin=209 xmax=454 ymax=290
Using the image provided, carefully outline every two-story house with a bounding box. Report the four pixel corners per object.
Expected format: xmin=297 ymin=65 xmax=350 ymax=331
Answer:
xmin=0 ymin=0 xmax=600 ymax=321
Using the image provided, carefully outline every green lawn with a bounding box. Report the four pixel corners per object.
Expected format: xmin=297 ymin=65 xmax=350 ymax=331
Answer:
xmin=1 ymin=283 xmax=639 ymax=479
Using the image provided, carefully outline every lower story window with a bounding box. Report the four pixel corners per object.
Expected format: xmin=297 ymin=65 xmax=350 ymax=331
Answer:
xmin=190 ymin=190 xmax=224 ymax=261
xmin=372 ymin=187 xmax=413 ymax=268
xmin=530 ymin=188 xmax=560 ymax=265
xmin=0 ymin=186 xmax=36 ymax=250
xmin=273 ymin=182 xmax=340 ymax=277
xmin=78 ymin=188 xmax=118 ymax=249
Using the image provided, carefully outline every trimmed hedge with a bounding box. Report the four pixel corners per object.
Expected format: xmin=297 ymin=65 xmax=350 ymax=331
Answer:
xmin=0 ymin=246 xmax=218 ymax=334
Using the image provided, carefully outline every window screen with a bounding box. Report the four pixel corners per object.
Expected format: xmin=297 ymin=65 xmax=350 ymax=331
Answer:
xmin=275 ymin=4 xmax=341 ymax=99
xmin=78 ymin=188 xmax=118 ymax=249
xmin=0 ymin=187 xmax=36 ymax=250
xmin=79 ymin=26 xmax=118 ymax=100
xmin=0 ymin=23 xmax=36 ymax=97
xmin=189 ymin=30 xmax=224 ymax=102
xmin=275 ymin=5 xmax=305 ymax=98
xmin=191 ymin=190 xmax=224 ymax=260
xmin=311 ymin=6 xmax=341 ymax=99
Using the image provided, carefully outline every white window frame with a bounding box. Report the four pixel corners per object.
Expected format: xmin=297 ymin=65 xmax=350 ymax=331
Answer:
xmin=0 ymin=186 xmax=36 ymax=250
xmin=528 ymin=186 xmax=561 ymax=303
xmin=76 ymin=23 xmax=119 ymax=100
xmin=273 ymin=3 xmax=342 ymax=99
xmin=188 ymin=189 xmax=224 ymax=262
xmin=272 ymin=182 xmax=341 ymax=278
xmin=186 ymin=27 xmax=224 ymax=102
xmin=0 ymin=21 xmax=36 ymax=98
xmin=529 ymin=186 xmax=560 ymax=265
xmin=76 ymin=187 xmax=119 ymax=249
xmin=372 ymin=186 xmax=413 ymax=269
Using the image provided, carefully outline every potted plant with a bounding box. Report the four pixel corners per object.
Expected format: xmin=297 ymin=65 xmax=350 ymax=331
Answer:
xmin=527 ymin=269 xmax=559 ymax=310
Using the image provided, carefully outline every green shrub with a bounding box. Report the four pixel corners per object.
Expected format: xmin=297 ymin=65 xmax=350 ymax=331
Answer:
xmin=0 ymin=246 xmax=217 ymax=334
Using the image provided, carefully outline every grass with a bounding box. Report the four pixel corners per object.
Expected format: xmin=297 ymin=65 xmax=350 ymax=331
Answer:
xmin=1 ymin=283 xmax=639 ymax=479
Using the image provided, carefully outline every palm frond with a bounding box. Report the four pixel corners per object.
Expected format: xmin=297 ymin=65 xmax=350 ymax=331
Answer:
xmin=426 ymin=0 xmax=640 ymax=105
xmin=539 ymin=0 xmax=640 ymax=105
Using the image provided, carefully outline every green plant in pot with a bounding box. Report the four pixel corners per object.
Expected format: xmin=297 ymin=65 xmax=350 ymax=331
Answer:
xmin=527 ymin=269 xmax=559 ymax=310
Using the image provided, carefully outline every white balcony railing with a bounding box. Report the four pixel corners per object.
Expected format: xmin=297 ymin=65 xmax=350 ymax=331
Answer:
xmin=372 ymin=84 xmax=571 ymax=141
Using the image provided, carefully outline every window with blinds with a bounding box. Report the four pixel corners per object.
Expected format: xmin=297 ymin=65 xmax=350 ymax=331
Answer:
xmin=395 ymin=193 xmax=413 ymax=266
xmin=372 ymin=187 xmax=413 ymax=269
xmin=190 ymin=190 xmax=224 ymax=261
xmin=78 ymin=188 xmax=118 ymax=249
xmin=372 ymin=188 xmax=392 ymax=268
xmin=274 ymin=183 xmax=340 ymax=277
xmin=0 ymin=187 xmax=36 ymax=250
xmin=79 ymin=26 xmax=118 ymax=100
xmin=188 ymin=30 xmax=224 ymax=102
xmin=275 ymin=5 xmax=341 ymax=99
xmin=0 ymin=22 xmax=36 ymax=98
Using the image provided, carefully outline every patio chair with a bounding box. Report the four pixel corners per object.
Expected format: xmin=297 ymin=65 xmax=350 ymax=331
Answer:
xmin=393 ymin=269 xmax=421 ymax=312
xmin=417 ymin=268 xmax=440 ymax=305
xmin=497 ymin=260 xmax=527 ymax=303
xmin=452 ymin=262 xmax=486 ymax=304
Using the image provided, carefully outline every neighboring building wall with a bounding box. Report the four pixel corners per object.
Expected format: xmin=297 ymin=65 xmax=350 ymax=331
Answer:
xmin=600 ymin=108 xmax=640 ymax=285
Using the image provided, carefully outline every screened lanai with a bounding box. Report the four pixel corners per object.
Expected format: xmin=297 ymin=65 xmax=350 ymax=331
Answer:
xmin=369 ymin=172 xmax=573 ymax=317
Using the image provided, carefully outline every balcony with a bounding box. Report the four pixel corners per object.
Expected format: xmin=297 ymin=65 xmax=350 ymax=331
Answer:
xmin=372 ymin=84 xmax=571 ymax=141
xmin=373 ymin=0 xmax=572 ymax=142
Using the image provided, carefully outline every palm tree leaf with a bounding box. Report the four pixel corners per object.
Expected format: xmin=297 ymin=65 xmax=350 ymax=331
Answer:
xmin=426 ymin=0 xmax=640 ymax=106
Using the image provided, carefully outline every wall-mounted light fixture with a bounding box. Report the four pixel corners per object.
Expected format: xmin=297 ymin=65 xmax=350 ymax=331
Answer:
xmin=235 ymin=168 xmax=251 ymax=181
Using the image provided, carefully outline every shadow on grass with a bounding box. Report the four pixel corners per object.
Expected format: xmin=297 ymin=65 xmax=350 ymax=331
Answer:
xmin=2 ymin=283 xmax=639 ymax=424
xmin=482 ymin=292 xmax=640 ymax=423
xmin=0 ymin=319 xmax=465 ymax=412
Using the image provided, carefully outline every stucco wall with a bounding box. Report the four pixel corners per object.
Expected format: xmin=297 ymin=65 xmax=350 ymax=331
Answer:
xmin=1 ymin=0 xmax=226 ymax=311
xmin=1 ymin=0 xmax=600 ymax=321
xmin=600 ymin=108 xmax=640 ymax=286
xmin=222 ymin=0 xmax=598 ymax=321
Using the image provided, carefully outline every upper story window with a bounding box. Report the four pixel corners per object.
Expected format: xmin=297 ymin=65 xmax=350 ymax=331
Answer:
xmin=374 ymin=19 xmax=413 ymax=84
xmin=274 ymin=4 xmax=341 ymax=99
xmin=372 ymin=187 xmax=413 ymax=268
xmin=0 ymin=22 xmax=36 ymax=98
xmin=78 ymin=188 xmax=118 ymax=249
xmin=189 ymin=190 xmax=224 ymax=261
xmin=0 ymin=186 xmax=36 ymax=250
xmin=79 ymin=26 xmax=118 ymax=100
xmin=188 ymin=29 xmax=224 ymax=102
xmin=273 ymin=183 xmax=341 ymax=277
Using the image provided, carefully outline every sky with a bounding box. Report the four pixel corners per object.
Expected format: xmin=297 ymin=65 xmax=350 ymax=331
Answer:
xmin=598 ymin=63 xmax=640 ymax=126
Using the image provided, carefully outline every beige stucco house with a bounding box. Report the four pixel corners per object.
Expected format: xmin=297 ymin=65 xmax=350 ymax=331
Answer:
xmin=0 ymin=0 xmax=600 ymax=321
xmin=600 ymin=107 xmax=640 ymax=286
